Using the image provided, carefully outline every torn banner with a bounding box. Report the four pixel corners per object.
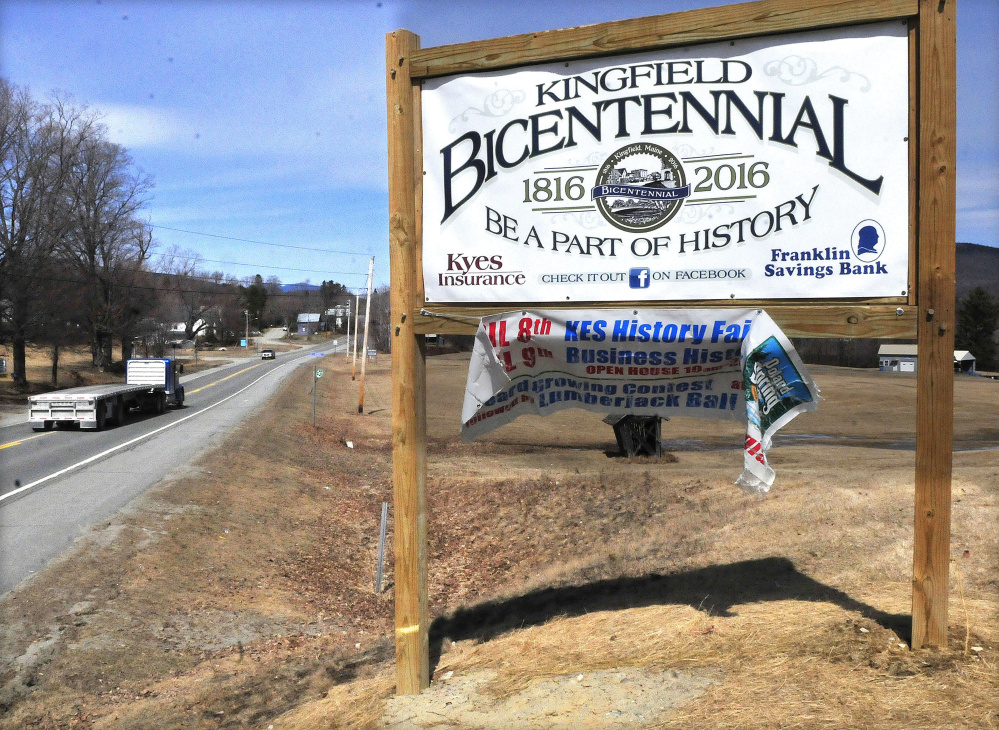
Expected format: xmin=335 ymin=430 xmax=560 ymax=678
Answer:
xmin=460 ymin=309 xmax=818 ymax=493
xmin=736 ymin=310 xmax=820 ymax=493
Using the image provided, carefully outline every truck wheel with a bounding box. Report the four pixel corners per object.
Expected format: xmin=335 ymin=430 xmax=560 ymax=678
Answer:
xmin=174 ymin=387 xmax=185 ymax=408
xmin=95 ymin=403 xmax=107 ymax=431
xmin=157 ymin=392 xmax=166 ymax=414
xmin=114 ymin=397 xmax=127 ymax=427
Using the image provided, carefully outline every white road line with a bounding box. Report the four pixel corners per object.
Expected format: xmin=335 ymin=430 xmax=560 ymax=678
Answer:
xmin=0 ymin=350 xmax=332 ymax=505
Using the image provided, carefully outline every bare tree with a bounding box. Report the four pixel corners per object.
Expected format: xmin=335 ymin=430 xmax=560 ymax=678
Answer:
xmin=115 ymin=223 xmax=157 ymax=360
xmin=157 ymin=246 xmax=230 ymax=342
xmin=262 ymin=276 xmax=284 ymax=327
xmin=369 ymin=286 xmax=392 ymax=352
xmin=59 ymin=132 xmax=153 ymax=367
xmin=264 ymin=276 xmax=282 ymax=294
xmin=0 ymin=81 xmax=95 ymax=386
xmin=209 ymin=272 xmax=243 ymax=344
xmin=34 ymin=259 xmax=87 ymax=385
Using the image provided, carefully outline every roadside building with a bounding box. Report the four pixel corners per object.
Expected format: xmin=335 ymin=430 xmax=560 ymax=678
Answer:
xmin=878 ymin=344 xmax=977 ymax=374
xmin=323 ymin=305 xmax=351 ymax=332
xmin=954 ymin=350 xmax=977 ymax=373
xmin=165 ymin=320 xmax=206 ymax=345
xmin=878 ymin=344 xmax=918 ymax=373
xmin=297 ymin=312 xmax=321 ymax=335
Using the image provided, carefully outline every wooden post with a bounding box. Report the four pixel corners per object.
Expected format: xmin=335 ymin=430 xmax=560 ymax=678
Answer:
xmin=388 ymin=0 xmax=935 ymax=688
xmin=912 ymin=0 xmax=956 ymax=650
xmin=386 ymin=29 xmax=429 ymax=694
xmin=345 ymin=298 xmax=352 ymax=361
xmin=351 ymin=294 xmax=361 ymax=376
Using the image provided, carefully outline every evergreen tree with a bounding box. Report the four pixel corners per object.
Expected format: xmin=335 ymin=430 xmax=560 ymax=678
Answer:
xmin=240 ymin=274 xmax=268 ymax=330
xmin=319 ymin=279 xmax=347 ymax=311
xmin=956 ymin=286 xmax=999 ymax=370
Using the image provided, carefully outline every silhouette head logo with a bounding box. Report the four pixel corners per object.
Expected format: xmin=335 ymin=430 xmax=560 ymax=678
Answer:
xmin=851 ymin=220 xmax=886 ymax=262
xmin=857 ymin=225 xmax=879 ymax=255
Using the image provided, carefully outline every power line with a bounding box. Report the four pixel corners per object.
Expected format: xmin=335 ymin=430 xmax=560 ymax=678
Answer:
xmin=148 ymin=266 xmax=369 ymax=290
xmin=155 ymin=252 xmax=365 ymax=278
xmin=151 ymin=224 xmax=371 ymax=256
xmin=23 ymin=270 xmax=380 ymax=299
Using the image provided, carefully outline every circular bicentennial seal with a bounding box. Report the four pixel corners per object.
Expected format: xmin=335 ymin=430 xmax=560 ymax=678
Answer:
xmin=591 ymin=143 xmax=690 ymax=233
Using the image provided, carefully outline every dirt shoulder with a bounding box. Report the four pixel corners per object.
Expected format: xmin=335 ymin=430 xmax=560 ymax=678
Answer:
xmin=0 ymin=355 xmax=996 ymax=728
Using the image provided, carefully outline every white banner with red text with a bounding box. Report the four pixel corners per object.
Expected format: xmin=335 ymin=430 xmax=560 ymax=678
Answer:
xmin=460 ymin=309 xmax=818 ymax=493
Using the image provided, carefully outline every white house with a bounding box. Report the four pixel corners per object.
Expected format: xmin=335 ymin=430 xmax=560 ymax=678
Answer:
xmin=166 ymin=319 xmax=207 ymax=343
xmin=878 ymin=344 xmax=977 ymax=374
xmin=954 ymin=350 xmax=977 ymax=373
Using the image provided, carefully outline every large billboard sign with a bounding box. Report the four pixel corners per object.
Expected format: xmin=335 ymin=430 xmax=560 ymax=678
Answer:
xmin=422 ymin=22 xmax=909 ymax=303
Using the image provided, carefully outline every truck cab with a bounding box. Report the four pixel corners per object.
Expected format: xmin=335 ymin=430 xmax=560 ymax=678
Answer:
xmin=126 ymin=358 xmax=185 ymax=408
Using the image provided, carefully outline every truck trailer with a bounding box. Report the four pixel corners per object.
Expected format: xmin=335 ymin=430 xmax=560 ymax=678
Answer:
xmin=27 ymin=358 xmax=185 ymax=431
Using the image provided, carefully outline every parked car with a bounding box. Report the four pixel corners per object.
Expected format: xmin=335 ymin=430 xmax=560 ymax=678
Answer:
xmin=261 ymin=348 xmax=276 ymax=360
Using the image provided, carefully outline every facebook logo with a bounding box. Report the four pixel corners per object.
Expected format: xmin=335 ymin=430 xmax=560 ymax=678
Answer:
xmin=629 ymin=267 xmax=650 ymax=288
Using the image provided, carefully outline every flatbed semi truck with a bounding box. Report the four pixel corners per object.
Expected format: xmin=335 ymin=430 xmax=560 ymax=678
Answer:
xmin=27 ymin=358 xmax=185 ymax=431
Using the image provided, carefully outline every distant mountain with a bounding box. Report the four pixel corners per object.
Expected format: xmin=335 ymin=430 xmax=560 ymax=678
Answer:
xmin=956 ymin=242 xmax=999 ymax=300
xmin=280 ymin=282 xmax=320 ymax=293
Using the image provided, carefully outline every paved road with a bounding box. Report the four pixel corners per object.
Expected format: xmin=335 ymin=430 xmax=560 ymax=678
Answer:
xmin=0 ymin=339 xmax=346 ymax=596
xmin=257 ymin=326 xmax=290 ymax=345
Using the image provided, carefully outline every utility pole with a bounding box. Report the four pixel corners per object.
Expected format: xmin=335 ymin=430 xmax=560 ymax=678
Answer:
xmin=358 ymin=256 xmax=374 ymax=414
xmin=345 ymin=301 xmax=352 ymax=361
xmin=351 ymin=293 xmax=361 ymax=377
xmin=244 ymin=310 xmax=249 ymax=348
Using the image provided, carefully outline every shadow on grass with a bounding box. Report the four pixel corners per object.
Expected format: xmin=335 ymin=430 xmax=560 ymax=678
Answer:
xmin=428 ymin=557 xmax=910 ymax=672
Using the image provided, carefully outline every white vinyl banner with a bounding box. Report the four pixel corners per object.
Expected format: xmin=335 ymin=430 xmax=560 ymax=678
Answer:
xmin=461 ymin=309 xmax=819 ymax=493
xmin=736 ymin=310 xmax=820 ymax=493
xmin=423 ymin=22 xmax=909 ymax=303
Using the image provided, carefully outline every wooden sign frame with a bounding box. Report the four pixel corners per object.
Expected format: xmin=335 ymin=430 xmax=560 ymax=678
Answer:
xmin=387 ymin=0 xmax=954 ymax=694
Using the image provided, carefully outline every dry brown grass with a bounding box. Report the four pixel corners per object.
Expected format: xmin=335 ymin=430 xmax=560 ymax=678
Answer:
xmin=0 ymin=343 xmax=228 ymax=414
xmin=442 ymin=603 xmax=996 ymax=726
xmin=0 ymin=356 xmax=396 ymax=728
xmin=0 ymin=353 xmax=996 ymax=729
xmin=0 ymin=344 xmax=119 ymax=399
xmin=274 ymin=358 xmax=998 ymax=729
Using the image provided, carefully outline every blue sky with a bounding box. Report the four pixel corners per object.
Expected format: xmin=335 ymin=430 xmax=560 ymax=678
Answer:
xmin=1 ymin=0 xmax=996 ymax=291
